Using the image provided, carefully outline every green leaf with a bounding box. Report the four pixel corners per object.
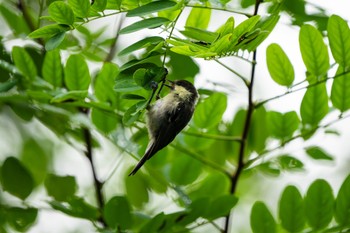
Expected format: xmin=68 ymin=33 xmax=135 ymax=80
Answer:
xmin=28 ymin=24 xmax=70 ymax=39
xmin=243 ymin=15 xmax=280 ymax=52
xmin=229 ymin=15 xmax=260 ymax=50
xmin=300 ymin=84 xmax=329 ymax=126
xmin=125 ymin=174 xmax=149 ymax=208
xmin=91 ymin=108 xmax=119 ymax=133
xmin=140 ymin=213 xmax=165 ymax=233
xmin=335 ymin=175 xmax=350 ymax=226
xmin=119 ymin=36 xmax=164 ymax=56
xmin=305 ymin=179 xmax=334 ymax=230
xmin=133 ymin=67 xmax=167 ymax=90
xmin=267 ymin=111 xmax=299 ymax=140
xmin=331 ymin=66 xmax=350 ymax=112
xmin=104 ymin=196 xmax=133 ymax=229
xmin=327 ymin=15 xmax=350 ymax=69
xmin=45 ymin=32 xmax=66 ymax=51
xmin=279 ymin=185 xmax=305 ymax=232
xmin=50 ymin=197 xmax=99 ymax=220
xmin=189 ymin=172 xmax=230 ymax=199
xmin=115 ymin=78 xmax=142 ymax=92
xmin=127 ymin=1 xmax=177 ymax=17
xmin=94 ymin=62 xmax=119 ymax=103
xmin=250 ymin=201 xmax=276 ymax=233
xmin=299 ymin=24 xmax=329 ymax=77
xmin=278 ymin=155 xmax=304 ymax=171
xmin=169 ymin=155 xmax=202 ymax=186
xmin=180 ymin=26 xmax=218 ymax=43
xmin=186 ymin=5 xmax=211 ymax=30
xmin=305 ymin=146 xmax=333 ymax=161
xmin=12 ymin=46 xmax=37 ymax=80
xmin=204 ymin=195 xmax=238 ymax=220
xmin=49 ymin=1 xmax=75 ymax=25
xmin=122 ymin=100 xmax=148 ymax=126
xmin=92 ymin=0 xmax=107 ymax=12
xmin=194 ymin=93 xmax=227 ymax=129
xmin=6 ymin=207 xmax=38 ymax=232
xmin=121 ymin=94 xmax=146 ymax=100
xmin=0 ymin=4 xmax=30 ymax=35
xmin=44 ymin=174 xmax=77 ymax=201
xmin=119 ymin=17 xmax=170 ymax=34
xmin=51 ymin=90 xmax=88 ymax=103
xmin=0 ymin=157 xmax=34 ymax=200
xmin=68 ymin=0 xmax=90 ymax=18
xmin=42 ymin=50 xmax=63 ymax=87
xmin=20 ymin=139 xmax=48 ymax=186
xmin=266 ymin=43 xmax=294 ymax=86
xmin=64 ymin=54 xmax=91 ymax=90
xmin=167 ymin=51 xmax=199 ymax=80
xmin=248 ymin=107 xmax=269 ymax=153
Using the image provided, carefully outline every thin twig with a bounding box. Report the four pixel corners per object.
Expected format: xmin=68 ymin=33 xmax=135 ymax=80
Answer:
xmin=183 ymin=130 xmax=241 ymax=142
xmin=156 ymin=8 xmax=185 ymax=99
xmin=104 ymin=14 xmax=125 ymax=62
xmin=256 ymin=70 xmax=350 ymax=108
xmin=214 ymin=59 xmax=250 ymax=87
xmin=171 ymin=144 xmax=232 ymax=178
xmin=224 ymin=1 xmax=261 ymax=232
xmin=246 ymin=113 xmax=350 ymax=168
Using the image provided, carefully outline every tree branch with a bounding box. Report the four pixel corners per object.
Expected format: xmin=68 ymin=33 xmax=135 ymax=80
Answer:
xmin=224 ymin=1 xmax=261 ymax=232
xmin=256 ymin=70 xmax=350 ymax=109
xmin=104 ymin=14 xmax=125 ymax=62
xmin=82 ymin=127 xmax=106 ymax=227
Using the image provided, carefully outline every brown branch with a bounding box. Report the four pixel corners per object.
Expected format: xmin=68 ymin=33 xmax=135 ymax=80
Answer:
xmin=82 ymin=127 xmax=106 ymax=227
xmin=224 ymin=1 xmax=261 ymax=232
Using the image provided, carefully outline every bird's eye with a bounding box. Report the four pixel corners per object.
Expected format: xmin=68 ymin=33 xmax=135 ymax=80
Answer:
xmin=150 ymin=81 xmax=158 ymax=90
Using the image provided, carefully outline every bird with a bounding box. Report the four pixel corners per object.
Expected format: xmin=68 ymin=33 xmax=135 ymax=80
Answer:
xmin=129 ymin=80 xmax=198 ymax=176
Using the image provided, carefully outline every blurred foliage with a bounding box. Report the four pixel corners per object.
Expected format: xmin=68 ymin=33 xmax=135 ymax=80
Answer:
xmin=0 ymin=0 xmax=349 ymax=232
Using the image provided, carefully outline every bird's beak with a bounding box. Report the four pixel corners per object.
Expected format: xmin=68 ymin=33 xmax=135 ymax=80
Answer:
xmin=164 ymin=80 xmax=175 ymax=89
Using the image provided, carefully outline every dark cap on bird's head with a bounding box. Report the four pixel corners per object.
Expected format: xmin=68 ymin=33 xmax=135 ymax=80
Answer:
xmin=168 ymin=80 xmax=198 ymax=102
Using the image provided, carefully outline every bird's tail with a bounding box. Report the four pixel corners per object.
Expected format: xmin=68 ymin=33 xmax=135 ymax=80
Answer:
xmin=128 ymin=143 xmax=155 ymax=176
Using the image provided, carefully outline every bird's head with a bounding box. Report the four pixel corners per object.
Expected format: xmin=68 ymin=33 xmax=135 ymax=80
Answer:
xmin=166 ymin=80 xmax=198 ymax=103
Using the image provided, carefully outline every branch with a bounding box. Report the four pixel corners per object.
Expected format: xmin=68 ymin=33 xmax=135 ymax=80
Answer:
xmin=246 ymin=113 xmax=350 ymax=168
xmin=183 ymin=130 xmax=241 ymax=142
xmin=17 ymin=0 xmax=45 ymax=46
xmin=82 ymin=127 xmax=106 ymax=227
xmin=104 ymin=14 xmax=125 ymax=62
xmin=224 ymin=1 xmax=261 ymax=232
xmin=256 ymin=70 xmax=350 ymax=108
xmin=171 ymin=144 xmax=232 ymax=178
xmin=156 ymin=8 xmax=185 ymax=98
xmin=214 ymin=59 xmax=250 ymax=87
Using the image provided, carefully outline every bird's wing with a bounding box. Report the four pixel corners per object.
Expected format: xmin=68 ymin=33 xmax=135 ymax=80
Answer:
xmin=128 ymin=102 xmax=194 ymax=176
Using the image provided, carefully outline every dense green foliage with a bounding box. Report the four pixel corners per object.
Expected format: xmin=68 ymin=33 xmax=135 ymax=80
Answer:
xmin=0 ymin=0 xmax=350 ymax=232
